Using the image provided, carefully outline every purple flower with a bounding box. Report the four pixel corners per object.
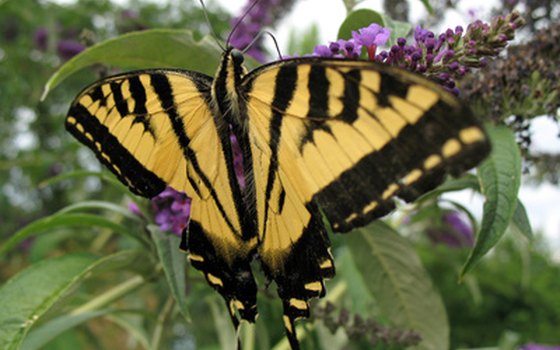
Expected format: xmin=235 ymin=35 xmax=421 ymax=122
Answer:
xmin=352 ymin=23 xmax=391 ymax=47
xmin=128 ymin=202 xmax=142 ymax=216
xmin=352 ymin=23 xmax=390 ymax=60
xmin=34 ymin=28 xmax=48 ymax=51
xmin=426 ymin=211 xmax=474 ymax=248
xmin=151 ymin=187 xmax=191 ymax=235
xmin=313 ymin=44 xmax=332 ymax=57
xmin=329 ymin=41 xmax=341 ymax=54
xmin=414 ymin=25 xmax=431 ymax=43
xmin=340 ymin=39 xmax=362 ymax=58
xmin=312 ymin=37 xmax=367 ymax=59
xmin=57 ymin=40 xmax=85 ymax=60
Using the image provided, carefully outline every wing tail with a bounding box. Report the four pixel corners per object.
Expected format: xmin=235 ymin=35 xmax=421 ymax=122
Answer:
xmin=259 ymin=198 xmax=334 ymax=349
xmin=186 ymin=220 xmax=258 ymax=323
xmin=282 ymin=306 xmax=301 ymax=350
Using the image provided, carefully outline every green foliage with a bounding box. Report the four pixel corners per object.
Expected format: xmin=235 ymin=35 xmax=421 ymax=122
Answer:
xmin=419 ymin=0 xmax=434 ymax=14
xmin=150 ymin=225 xmax=190 ymax=322
xmin=337 ymin=9 xmax=410 ymax=45
xmin=286 ymin=24 xmax=321 ymax=57
xmin=0 ymin=251 xmax=144 ymax=350
xmin=344 ymin=222 xmax=449 ymax=350
xmin=419 ymin=234 xmax=560 ymax=348
xmin=462 ymin=125 xmax=522 ymax=275
xmin=337 ymin=9 xmax=385 ymax=40
xmin=43 ymin=29 xmax=222 ymax=98
xmin=1 ymin=1 xmax=556 ymax=350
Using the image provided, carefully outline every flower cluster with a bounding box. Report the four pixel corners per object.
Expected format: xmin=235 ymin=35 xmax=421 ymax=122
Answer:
xmin=313 ymin=11 xmax=524 ymax=95
xmin=460 ymin=20 xmax=559 ymax=154
xmin=426 ymin=211 xmax=475 ymax=248
xmin=313 ymin=302 xmax=421 ymax=347
xmin=313 ymin=23 xmax=391 ymax=59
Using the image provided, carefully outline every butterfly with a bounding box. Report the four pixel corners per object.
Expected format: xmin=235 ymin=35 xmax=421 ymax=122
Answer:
xmin=66 ymin=42 xmax=490 ymax=348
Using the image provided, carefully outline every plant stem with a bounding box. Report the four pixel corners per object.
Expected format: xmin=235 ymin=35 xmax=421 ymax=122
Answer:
xmin=150 ymin=295 xmax=175 ymax=350
xmin=69 ymin=275 xmax=146 ymax=315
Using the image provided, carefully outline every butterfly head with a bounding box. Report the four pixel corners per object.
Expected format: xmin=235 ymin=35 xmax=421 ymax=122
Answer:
xmin=230 ymin=48 xmax=244 ymax=65
xmin=217 ymin=47 xmax=248 ymax=89
xmin=210 ymin=47 xmax=249 ymax=124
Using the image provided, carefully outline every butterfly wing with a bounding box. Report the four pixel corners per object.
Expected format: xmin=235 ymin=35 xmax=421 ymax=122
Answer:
xmin=242 ymin=57 xmax=489 ymax=344
xmin=66 ymin=69 xmax=258 ymax=324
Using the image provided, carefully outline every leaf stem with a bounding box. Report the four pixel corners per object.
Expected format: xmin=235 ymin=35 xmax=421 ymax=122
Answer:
xmin=150 ymin=296 xmax=175 ymax=350
xmin=69 ymin=275 xmax=146 ymax=315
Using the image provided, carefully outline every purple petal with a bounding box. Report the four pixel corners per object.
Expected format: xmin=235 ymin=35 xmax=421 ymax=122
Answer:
xmin=313 ymin=44 xmax=332 ymax=57
xmin=352 ymin=23 xmax=390 ymax=47
xmin=128 ymin=202 xmax=142 ymax=216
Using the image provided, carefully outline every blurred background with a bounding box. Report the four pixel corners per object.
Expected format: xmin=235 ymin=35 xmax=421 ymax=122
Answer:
xmin=1 ymin=0 xmax=559 ymax=349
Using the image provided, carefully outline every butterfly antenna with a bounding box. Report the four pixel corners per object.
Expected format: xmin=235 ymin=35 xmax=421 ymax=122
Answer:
xmin=226 ymin=0 xmax=261 ymax=48
xmin=198 ymin=0 xmax=225 ymax=51
xmin=242 ymin=30 xmax=284 ymax=60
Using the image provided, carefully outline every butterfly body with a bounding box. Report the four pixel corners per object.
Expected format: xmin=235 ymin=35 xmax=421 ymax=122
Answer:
xmin=67 ymin=46 xmax=490 ymax=349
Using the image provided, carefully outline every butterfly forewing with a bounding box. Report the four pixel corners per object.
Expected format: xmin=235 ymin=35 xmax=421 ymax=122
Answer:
xmin=244 ymin=58 xmax=490 ymax=232
xmin=66 ymin=67 xmax=259 ymax=323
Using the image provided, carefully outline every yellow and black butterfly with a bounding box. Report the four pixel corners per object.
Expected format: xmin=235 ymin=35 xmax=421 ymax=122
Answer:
xmin=66 ymin=35 xmax=489 ymax=347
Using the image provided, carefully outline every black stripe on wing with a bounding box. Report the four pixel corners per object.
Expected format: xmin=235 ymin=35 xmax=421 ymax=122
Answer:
xmin=66 ymin=98 xmax=166 ymax=198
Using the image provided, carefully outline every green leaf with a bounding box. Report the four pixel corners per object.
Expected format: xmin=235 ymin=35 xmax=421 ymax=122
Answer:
xmin=21 ymin=311 xmax=111 ymax=350
xmin=417 ymin=173 xmax=480 ymax=203
xmin=345 ymin=222 xmax=449 ymax=350
xmin=57 ymin=200 xmax=142 ymax=222
xmin=0 ymin=251 xmax=144 ymax=350
xmin=380 ymin=14 xmax=412 ymax=46
xmin=511 ymin=200 xmax=533 ymax=241
xmin=333 ymin=247 xmax=376 ymax=314
xmin=104 ymin=314 xmax=150 ymax=350
xmin=39 ymin=170 xmax=127 ymax=194
xmin=419 ymin=0 xmax=434 ymax=14
xmin=28 ymin=231 xmax=76 ymax=262
xmin=337 ymin=9 xmax=384 ymax=40
xmin=287 ymin=24 xmax=320 ymax=56
xmin=0 ymin=213 xmax=150 ymax=256
xmin=149 ymin=225 xmax=190 ymax=321
xmin=42 ymin=29 xmax=222 ymax=99
xmin=0 ymin=254 xmax=95 ymax=350
xmin=462 ymin=125 xmax=522 ymax=275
